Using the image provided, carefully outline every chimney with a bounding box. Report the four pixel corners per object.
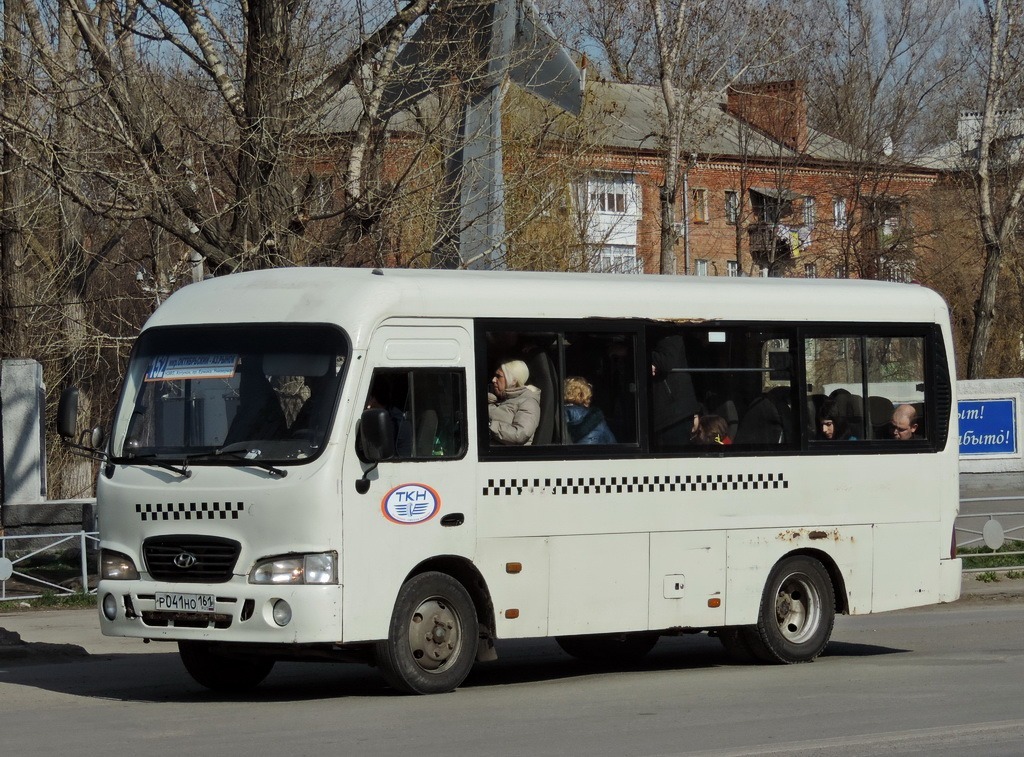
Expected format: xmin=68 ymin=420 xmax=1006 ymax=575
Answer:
xmin=726 ymin=80 xmax=809 ymax=153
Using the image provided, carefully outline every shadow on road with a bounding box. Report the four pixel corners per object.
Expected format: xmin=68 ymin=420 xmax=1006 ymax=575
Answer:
xmin=0 ymin=632 xmax=909 ymax=703
xmin=822 ymin=640 xmax=908 ymax=657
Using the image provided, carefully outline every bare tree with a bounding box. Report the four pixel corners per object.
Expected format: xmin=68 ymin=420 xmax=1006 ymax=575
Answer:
xmin=764 ymin=0 xmax=963 ymax=284
xmin=2 ymin=0 xmax=435 ymax=278
xmin=1 ymin=0 xmax=29 ymax=360
xmin=0 ymin=0 xmax=444 ymax=496
xmin=964 ymin=0 xmax=1024 ymax=378
xmin=564 ymin=0 xmax=783 ymax=274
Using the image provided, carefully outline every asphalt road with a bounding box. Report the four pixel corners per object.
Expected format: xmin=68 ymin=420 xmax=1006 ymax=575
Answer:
xmin=2 ymin=592 xmax=1023 ymax=757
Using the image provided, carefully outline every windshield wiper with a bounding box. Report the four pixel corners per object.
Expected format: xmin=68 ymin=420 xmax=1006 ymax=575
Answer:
xmin=121 ymin=455 xmax=191 ymax=478
xmin=213 ymin=443 xmax=288 ymax=477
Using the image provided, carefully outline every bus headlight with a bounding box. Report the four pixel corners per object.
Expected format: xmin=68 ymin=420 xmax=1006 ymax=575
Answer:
xmin=249 ymin=552 xmax=337 ymax=585
xmin=100 ymin=550 xmax=140 ymax=580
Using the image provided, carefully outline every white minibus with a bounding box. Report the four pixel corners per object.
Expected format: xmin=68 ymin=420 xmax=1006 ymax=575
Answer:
xmin=60 ymin=268 xmax=961 ymax=694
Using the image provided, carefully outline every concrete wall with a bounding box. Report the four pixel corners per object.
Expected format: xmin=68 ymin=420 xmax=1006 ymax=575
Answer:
xmin=1 ymin=359 xmax=46 ymax=508
xmin=2 ymin=359 xmax=95 ymax=536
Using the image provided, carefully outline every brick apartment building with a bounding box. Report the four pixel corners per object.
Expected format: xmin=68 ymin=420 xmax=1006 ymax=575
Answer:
xmin=566 ymin=79 xmax=940 ymax=279
xmin=323 ymin=78 xmax=939 ymax=278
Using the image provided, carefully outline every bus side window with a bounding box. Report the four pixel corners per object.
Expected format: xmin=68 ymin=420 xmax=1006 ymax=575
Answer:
xmin=483 ymin=328 xmax=640 ymax=449
xmin=648 ymin=331 xmax=700 ymax=449
xmin=485 ymin=331 xmax=557 ymax=447
xmin=866 ymin=336 xmax=926 ymax=440
xmin=805 ymin=334 xmax=928 ymax=443
xmin=563 ymin=331 xmax=638 ymax=445
xmin=364 ymin=369 xmax=466 ymax=460
xmin=804 ymin=337 xmax=863 ymax=442
xmin=410 ymin=371 xmax=466 ymax=456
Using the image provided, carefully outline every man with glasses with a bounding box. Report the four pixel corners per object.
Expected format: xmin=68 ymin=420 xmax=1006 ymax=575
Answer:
xmin=891 ymin=404 xmax=920 ymax=440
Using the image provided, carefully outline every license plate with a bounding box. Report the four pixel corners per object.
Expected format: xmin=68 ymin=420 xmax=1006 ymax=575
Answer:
xmin=154 ymin=592 xmax=216 ymax=613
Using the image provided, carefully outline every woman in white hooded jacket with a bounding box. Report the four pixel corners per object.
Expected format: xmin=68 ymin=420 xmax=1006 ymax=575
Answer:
xmin=487 ymin=359 xmax=541 ymax=445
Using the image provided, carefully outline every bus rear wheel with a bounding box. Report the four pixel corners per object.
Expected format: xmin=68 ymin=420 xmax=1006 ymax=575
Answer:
xmin=746 ymin=555 xmax=835 ymax=664
xmin=375 ymin=572 xmax=479 ymax=694
xmin=178 ymin=641 xmax=275 ymax=692
xmin=556 ymin=632 xmax=658 ymax=663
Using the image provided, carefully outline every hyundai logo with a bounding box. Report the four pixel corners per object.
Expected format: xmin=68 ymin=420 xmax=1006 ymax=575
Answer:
xmin=173 ymin=551 xmax=198 ymax=569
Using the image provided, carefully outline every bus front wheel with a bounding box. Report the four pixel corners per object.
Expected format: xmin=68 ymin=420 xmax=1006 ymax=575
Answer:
xmin=747 ymin=555 xmax=835 ymax=664
xmin=178 ymin=641 xmax=275 ymax=692
xmin=375 ymin=572 xmax=479 ymax=694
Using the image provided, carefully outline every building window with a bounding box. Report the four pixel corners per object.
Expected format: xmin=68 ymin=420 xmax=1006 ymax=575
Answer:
xmin=880 ymin=255 xmax=913 ymax=283
xmin=725 ymin=191 xmax=739 ymax=224
xmin=750 ymin=188 xmax=793 ymax=224
xmin=803 ymin=197 xmax=816 ymax=228
xmin=691 ymin=188 xmax=709 ymax=223
xmin=588 ymin=245 xmax=644 ymax=274
xmin=868 ymin=198 xmax=905 ymax=251
xmin=309 ymin=176 xmax=335 ymax=214
xmin=593 ymin=188 xmax=626 ymax=213
xmin=833 ymin=197 xmax=847 ymax=230
xmin=804 ymin=263 xmax=817 ymax=278
xmin=695 ymin=259 xmax=709 ymax=276
xmin=726 ymin=260 xmax=738 ymax=277
xmin=589 ymin=175 xmax=637 ymax=215
xmin=581 ymin=174 xmax=641 ymax=256
xmin=834 ymin=264 xmax=848 ymax=279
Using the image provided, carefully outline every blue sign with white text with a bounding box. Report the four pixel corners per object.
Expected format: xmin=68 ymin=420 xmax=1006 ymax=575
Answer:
xmin=958 ymin=398 xmax=1017 ymax=456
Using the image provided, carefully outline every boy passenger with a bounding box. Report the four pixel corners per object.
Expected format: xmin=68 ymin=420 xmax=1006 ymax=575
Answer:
xmin=563 ymin=376 xmax=617 ymax=444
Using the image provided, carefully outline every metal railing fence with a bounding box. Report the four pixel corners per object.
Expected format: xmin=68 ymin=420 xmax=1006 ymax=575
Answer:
xmin=956 ymin=497 xmax=1024 ymax=574
xmin=1 ymin=499 xmax=1022 ymax=604
xmin=0 ymin=531 xmax=99 ymax=602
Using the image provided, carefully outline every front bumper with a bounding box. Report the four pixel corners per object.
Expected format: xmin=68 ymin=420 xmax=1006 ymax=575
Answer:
xmin=97 ymin=579 xmax=344 ymax=644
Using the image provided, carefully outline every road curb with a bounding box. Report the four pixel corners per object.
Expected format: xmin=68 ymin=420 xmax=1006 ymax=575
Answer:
xmin=0 ymin=627 xmax=88 ymax=662
xmin=959 ymin=576 xmax=1024 ymax=601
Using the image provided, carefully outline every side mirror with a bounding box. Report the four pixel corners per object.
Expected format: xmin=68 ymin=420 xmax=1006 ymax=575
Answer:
xmin=359 ymin=408 xmax=396 ymax=462
xmin=57 ymin=387 xmax=80 ymax=440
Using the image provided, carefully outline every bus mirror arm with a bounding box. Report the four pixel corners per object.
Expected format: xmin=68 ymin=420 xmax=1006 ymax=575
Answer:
xmin=355 ymin=408 xmax=395 ymax=494
xmin=355 ymin=463 xmax=378 ymax=495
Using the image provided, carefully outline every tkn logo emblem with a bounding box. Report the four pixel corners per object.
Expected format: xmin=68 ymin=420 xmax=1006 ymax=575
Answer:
xmin=382 ymin=484 xmax=441 ymax=524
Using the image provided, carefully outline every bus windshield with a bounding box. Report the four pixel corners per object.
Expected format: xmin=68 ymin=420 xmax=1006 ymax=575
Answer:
xmin=112 ymin=324 xmax=348 ymax=464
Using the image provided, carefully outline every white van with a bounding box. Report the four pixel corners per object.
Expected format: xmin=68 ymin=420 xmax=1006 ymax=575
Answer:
xmin=60 ymin=267 xmax=961 ymax=694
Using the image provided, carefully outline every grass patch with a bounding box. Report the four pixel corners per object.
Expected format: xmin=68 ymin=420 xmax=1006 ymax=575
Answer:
xmin=975 ymin=571 xmax=1000 ymax=583
xmin=958 ymin=543 xmax=1024 ymax=570
xmin=2 ymin=592 xmax=96 ymax=611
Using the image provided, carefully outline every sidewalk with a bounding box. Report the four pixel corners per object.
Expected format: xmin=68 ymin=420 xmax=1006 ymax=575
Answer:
xmin=3 ymin=575 xmax=1023 ymax=663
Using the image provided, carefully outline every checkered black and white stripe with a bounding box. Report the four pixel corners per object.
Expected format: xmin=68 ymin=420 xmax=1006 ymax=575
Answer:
xmin=135 ymin=501 xmax=245 ymax=522
xmin=481 ymin=473 xmax=788 ymax=497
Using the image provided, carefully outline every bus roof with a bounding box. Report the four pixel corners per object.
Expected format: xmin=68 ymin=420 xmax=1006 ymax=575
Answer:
xmin=144 ymin=268 xmax=951 ymax=342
